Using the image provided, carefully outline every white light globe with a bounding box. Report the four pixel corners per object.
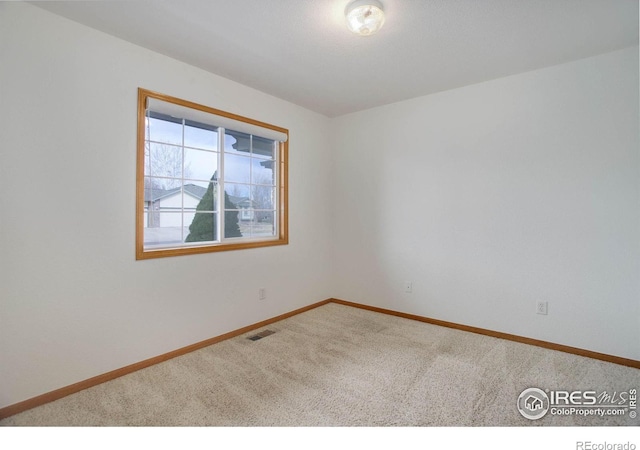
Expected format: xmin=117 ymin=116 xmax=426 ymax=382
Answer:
xmin=346 ymin=0 xmax=385 ymax=36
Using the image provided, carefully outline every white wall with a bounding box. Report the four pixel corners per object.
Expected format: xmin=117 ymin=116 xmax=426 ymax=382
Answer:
xmin=0 ymin=3 xmax=333 ymax=409
xmin=331 ymin=47 xmax=639 ymax=361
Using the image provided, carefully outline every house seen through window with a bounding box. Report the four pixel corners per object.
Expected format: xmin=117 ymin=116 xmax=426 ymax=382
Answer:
xmin=136 ymin=89 xmax=288 ymax=259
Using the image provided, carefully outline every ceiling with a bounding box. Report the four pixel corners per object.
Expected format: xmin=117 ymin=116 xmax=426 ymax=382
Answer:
xmin=32 ymin=0 xmax=639 ymax=117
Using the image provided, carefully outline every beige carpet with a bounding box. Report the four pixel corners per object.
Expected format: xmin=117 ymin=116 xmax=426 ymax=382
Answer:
xmin=1 ymin=303 xmax=638 ymax=426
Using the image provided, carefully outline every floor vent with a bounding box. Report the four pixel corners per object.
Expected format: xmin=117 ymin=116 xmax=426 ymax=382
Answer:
xmin=247 ymin=329 xmax=276 ymax=341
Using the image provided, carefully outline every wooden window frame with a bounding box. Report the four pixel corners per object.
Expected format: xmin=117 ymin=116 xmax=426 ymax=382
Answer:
xmin=136 ymin=88 xmax=288 ymax=260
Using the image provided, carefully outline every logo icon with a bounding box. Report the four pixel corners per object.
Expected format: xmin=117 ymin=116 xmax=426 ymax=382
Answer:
xmin=517 ymin=388 xmax=550 ymax=420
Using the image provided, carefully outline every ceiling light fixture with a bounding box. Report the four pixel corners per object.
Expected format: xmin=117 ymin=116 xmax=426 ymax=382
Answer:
xmin=345 ymin=0 xmax=385 ymax=36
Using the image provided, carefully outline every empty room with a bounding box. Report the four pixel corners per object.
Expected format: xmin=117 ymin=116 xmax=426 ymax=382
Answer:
xmin=0 ymin=0 xmax=638 ymax=441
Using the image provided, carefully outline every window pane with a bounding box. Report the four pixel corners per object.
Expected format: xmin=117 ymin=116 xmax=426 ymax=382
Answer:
xmin=144 ymin=212 xmax=184 ymax=247
xmin=145 ymin=177 xmax=181 ymax=197
xmin=184 ymin=180 xmax=217 ymax=213
xmin=144 ymin=178 xmax=157 ymax=202
xmin=252 ymin=212 xmax=276 ymax=237
xmin=252 ymin=136 xmax=274 ymax=159
xmin=144 ymin=143 xmax=151 ymax=176
xmin=148 ymin=143 xmax=183 ymax=179
xmin=223 ymin=209 xmax=243 ymax=239
xmin=224 ymin=130 xmax=250 ymax=155
xmin=252 ymin=159 xmax=275 ymax=185
xmin=224 ymin=153 xmax=251 ymax=183
xmin=184 ymin=148 xmax=218 ymax=182
xmin=237 ymin=212 xmax=276 ymax=239
xmin=225 ymin=184 xmax=249 ymax=239
xmin=147 ymin=117 xmax=182 ymax=145
xmin=252 ymin=186 xmax=275 ymax=210
xmin=184 ymin=123 xmax=217 ymax=151
xmin=184 ymin=212 xmax=217 ymax=243
xmin=225 ymin=184 xmax=250 ymax=209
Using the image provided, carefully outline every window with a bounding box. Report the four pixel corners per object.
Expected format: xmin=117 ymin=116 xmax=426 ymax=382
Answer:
xmin=136 ymin=88 xmax=288 ymax=259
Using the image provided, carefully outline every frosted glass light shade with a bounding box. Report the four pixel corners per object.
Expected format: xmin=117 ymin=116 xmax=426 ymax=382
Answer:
xmin=345 ymin=0 xmax=385 ymax=36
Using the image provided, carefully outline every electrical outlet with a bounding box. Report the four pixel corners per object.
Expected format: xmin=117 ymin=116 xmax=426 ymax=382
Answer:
xmin=536 ymin=301 xmax=548 ymax=315
xmin=404 ymin=281 xmax=413 ymax=293
xmin=259 ymin=288 xmax=266 ymax=300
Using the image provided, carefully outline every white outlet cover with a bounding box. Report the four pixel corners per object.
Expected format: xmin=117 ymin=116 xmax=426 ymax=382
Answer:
xmin=537 ymin=302 xmax=548 ymax=315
